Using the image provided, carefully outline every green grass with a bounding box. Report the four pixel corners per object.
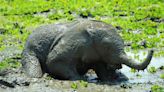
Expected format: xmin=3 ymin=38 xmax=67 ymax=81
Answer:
xmin=0 ymin=0 xmax=164 ymax=69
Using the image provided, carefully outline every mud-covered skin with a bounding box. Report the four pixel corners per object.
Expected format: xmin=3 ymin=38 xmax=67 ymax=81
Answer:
xmin=22 ymin=19 xmax=154 ymax=80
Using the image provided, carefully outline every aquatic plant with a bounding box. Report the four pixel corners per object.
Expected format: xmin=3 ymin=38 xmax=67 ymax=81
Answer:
xmin=71 ymin=82 xmax=78 ymax=89
xmin=148 ymin=67 xmax=157 ymax=73
xmin=151 ymin=85 xmax=164 ymax=92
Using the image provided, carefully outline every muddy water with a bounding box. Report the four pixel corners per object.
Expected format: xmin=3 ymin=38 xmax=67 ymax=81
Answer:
xmin=0 ymin=49 xmax=164 ymax=92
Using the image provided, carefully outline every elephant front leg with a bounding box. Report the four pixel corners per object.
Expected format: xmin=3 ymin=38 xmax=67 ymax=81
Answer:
xmin=93 ymin=62 xmax=110 ymax=81
xmin=76 ymin=62 xmax=89 ymax=76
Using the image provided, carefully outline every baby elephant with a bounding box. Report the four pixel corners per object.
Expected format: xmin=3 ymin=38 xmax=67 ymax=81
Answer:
xmin=21 ymin=19 xmax=154 ymax=81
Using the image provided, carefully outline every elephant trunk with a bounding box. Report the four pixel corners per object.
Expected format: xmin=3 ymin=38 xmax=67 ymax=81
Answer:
xmin=120 ymin=50 xmax=154 ymax=70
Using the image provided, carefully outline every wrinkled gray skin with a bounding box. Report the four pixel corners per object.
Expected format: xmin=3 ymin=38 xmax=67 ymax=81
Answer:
xmin=21 ymin=20 xmax=154 ymax=81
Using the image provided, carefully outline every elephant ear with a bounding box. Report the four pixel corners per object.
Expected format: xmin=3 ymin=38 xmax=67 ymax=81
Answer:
xmin=120 ymin=49 xmax=154 ymax=70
